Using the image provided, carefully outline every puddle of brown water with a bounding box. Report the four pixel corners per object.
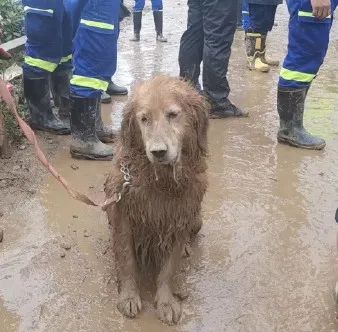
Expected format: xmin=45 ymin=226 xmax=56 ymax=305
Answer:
xmin=0 ymin=300 xmax=20 ymax=332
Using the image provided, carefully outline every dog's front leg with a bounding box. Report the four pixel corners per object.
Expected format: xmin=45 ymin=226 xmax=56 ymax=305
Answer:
xmin=155 ymin=243 xmax=183 ymax=325
xmin=113 ymin=211 xmax=141 ymax=319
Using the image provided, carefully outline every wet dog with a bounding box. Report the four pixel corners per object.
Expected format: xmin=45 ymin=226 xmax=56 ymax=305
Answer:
xmin=105 ymin=76 xmax=209 ymax=325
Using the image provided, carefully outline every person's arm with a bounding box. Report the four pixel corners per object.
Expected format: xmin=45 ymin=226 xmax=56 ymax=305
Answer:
xmin=311 ymin=0 xmax=331 ymax=19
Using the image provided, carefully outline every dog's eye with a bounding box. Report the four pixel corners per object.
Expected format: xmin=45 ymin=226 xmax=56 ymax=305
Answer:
xmin=167 ymin=111 xmax=178 ymax=120
xmin=141 ymin=116 xmax=148 ymax=123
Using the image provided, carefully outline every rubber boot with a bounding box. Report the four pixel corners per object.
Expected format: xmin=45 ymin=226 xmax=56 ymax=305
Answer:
xmin=70 ymin=96 xmax=114 ymax=160
xmin=130 ymin=11 xmax=142 ymax=41
xmin=106 ymin=81 xmax=128 ymax=96
xmin=209 ymin=102 xmax=249 ymax=119
xmin=101 ymin=91 xmax=112 ymax=104
xmin=245 ymin=33 xmax=270 ymax=72
xmin=24 ymin=76 xmax=70 ymax=134
xmin=153 ymin=11 xmax=167 ymax=42
xmin=50 ymin=68 xmax=71 ymax=124
xmin=96 ymin=102 xmax=116 ymax=143
xmin=260 ymin=34 xmax=279 ymax=66
xmin=277 ymin=87 xmax=326 ymax=150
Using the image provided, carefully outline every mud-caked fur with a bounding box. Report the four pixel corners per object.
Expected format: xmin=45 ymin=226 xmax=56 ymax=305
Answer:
xmin=105 ymin=76 xmax=209 ymax=325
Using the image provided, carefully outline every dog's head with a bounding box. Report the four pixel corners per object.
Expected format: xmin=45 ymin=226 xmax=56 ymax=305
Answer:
xmin=121 ymin=76 xmax=209 ymax=164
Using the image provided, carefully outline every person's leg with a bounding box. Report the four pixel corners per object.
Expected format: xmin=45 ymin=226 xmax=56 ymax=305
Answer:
xmin=237 ymin=0 xmax=243 ymax=30
xmin=244 ymin=4 xmax=274 ymax=72
xmin=202 ymin=0 xmax=248 ymax=118
xmin=50 ymin=6 xmax=74 ymax=123
xmin=152 ymin=0 xmax=167 ymax=42
xmin=178 ymin=0 xmax=203 ymax=89
xmin=130 ymin=0 xmax=144 ymax=41
xmin=22 ymin=0 xmax=70 ymax=134
xmin=277 ymin=0 xmax=334 ymax=150
xmin=248 ymin=4 xmax=279 ymax=68
xmin=69 ymin=0 xmax=120 ymax=159
xmin=242 ymin=0 xmax=250 ymax=31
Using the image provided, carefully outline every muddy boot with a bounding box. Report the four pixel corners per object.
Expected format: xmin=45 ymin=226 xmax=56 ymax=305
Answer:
xmin=70 ymin=96 xmax=114 ymax=160
xmin=260 ymin=34 xmax=279 ymax=67
xmin=130 ymin=11 xmax=142 ymax=41
xmin=50 ymin=68 xmax=71 ymax=124
xmin=24 ymin=76 xmax=70 ymax=134
xmin=96 ymin=102 xmax=116 ymax=143
xmin=209 ymin=102 xmax=249 ymax=119
xmin=106 ymin=81 xmax=128 ymax=96
xmin=101 ymin=91 xmax=112 ymax=104
xmin=277 ymin=87 xmax=326 ymax=150
xmin=153 ymin=11 xmax=167 ymax=42
xmin=245 ymin=32 xmax=270 ymax=72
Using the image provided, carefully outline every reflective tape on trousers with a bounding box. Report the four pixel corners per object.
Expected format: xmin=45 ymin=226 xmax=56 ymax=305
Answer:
xmin=24 ymin=6 xmax=54 ymax=15
xmin=280 ymin=68 xmax=316 ymax=83
xmin=60 ymin=55 xmax=72 ymax=63
xmin=70 ymin=75 xmax=109 ymax=91
xmin=80 ymin=19 xmax=114 ymax=30
xmin=24 ymin=56 xmax=58 ymax=72
xmin=298 ymin=11 xmax=331 ymax=19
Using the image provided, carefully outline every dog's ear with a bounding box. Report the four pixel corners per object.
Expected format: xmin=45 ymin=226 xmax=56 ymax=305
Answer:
xmin=120 ymin=100 xmax=142 ymax=152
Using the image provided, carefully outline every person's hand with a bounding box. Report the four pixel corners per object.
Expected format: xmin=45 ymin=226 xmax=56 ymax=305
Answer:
xmin=311 ymin=0 xmax=331 ymax=20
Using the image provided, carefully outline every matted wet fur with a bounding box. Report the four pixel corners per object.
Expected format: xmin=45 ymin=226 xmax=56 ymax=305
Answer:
xmin=105 ymin=76 xmax=209 ymax=325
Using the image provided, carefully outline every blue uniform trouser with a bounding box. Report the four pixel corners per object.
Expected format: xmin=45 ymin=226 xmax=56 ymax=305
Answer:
xmin=23 ymin=0 xmax=73 ymax=77
xmin=23 ymin=0 xmax=120 ymax=98
xmin=70 ymin=0 xmax=120 ymax=98
xmin=134 ymin=0 xmax=163 ymax=12
xmin=279 ymin=0 xmax=337 ymax=89
xmin=242 ymin=1 xmax=277 ymax=33
xmin=242 ymin=0 xmax=250 ymax=30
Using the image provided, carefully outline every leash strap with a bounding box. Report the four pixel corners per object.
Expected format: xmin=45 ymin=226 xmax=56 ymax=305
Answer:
xmin=0 ymin=78 xmax=118 ymax=210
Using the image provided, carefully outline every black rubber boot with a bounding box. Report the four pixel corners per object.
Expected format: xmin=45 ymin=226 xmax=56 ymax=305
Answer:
xmin=101 ymin=91 xmax=112 ymax=104
xmin=106 ymin=81 xmax=128 ymax=96
xmin=70 ymin=96 xmax=114 ymax=160
xmin=153 ymin=11 xmax=167 ymax=42
xmin=277 ymin=87 xmax=326 ymax=150
xmin=130 ymin=11 xmax=142 ymax=41
xmin=50 ymin=68 xmax=71 ymax=122
xmin=24 ymin=76 xmax=70 ymax=134
xmin=96 ymin=102 xmax=116 ymax=143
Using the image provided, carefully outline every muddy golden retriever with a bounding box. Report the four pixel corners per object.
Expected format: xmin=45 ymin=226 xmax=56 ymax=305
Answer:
xmin=105 ymin=76 xmax=209 ymax=325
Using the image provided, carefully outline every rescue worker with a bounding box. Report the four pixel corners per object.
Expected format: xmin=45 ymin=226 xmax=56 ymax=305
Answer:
xmin=23 ymin=0 xmax=120 ymax=160
xmin=243 ymin=0 xmax=281 ymax=72
xmin=101 ymin=1 xmax=129 ymax=104
xmin=179 ymin=0 xmax=248 ymax=119
xmin=130 ymin=0 xmax=167 ymax=42
xmin=277 ymin=0 xmax=332 ymax=150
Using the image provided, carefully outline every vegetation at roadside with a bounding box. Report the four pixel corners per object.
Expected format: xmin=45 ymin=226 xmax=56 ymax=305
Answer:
xmin=0 ymin=0 xmax=26 ymax=144
xmin=0 ymin=0 xmax=24 ymax=42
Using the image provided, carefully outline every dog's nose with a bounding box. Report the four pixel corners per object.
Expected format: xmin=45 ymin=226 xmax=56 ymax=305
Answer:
xmin=151 ymin=149 xmax=167 ymax=159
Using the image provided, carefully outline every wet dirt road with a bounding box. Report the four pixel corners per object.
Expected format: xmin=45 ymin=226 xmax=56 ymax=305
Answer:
xmin=1 ymin=2 xmax=338 ymax=331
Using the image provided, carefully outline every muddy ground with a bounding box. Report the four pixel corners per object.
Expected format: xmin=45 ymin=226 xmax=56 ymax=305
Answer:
xmin=1 ymin=2 xmax=338 ymax=332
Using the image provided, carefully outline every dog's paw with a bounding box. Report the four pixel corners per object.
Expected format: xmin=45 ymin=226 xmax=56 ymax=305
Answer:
xmin=117 ymin=292 xmax=142 ymax=318
xmin=155 ymin=293 xmax=182 ymax=325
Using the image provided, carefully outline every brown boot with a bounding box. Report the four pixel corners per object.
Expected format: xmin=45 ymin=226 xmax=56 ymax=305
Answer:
xmin=245 ymin=32 xmax=270 ymax=72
